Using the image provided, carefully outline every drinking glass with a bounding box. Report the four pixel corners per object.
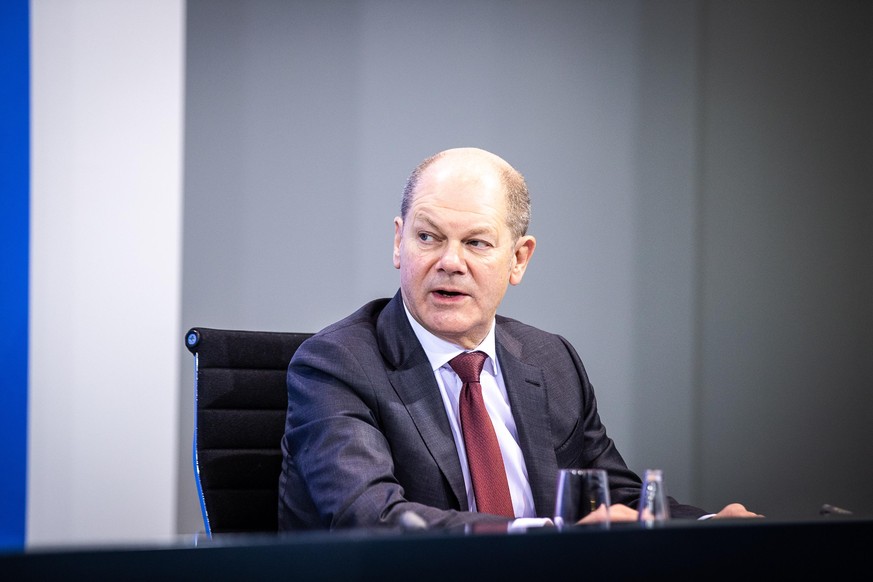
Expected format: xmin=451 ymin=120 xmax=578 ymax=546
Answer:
xmin=553 ymin=468 xmax=611 ymax=530
xmin=638 ymin=469 xmax=670 ymax=527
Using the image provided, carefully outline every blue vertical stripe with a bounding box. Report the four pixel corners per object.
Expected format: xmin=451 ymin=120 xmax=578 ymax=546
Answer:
xmin=0 ymin=0 xmax=30 ymax=551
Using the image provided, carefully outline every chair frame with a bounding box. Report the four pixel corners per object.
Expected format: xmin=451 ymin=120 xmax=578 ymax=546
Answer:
xmin=185 ymin=326 xmax=312 ymax=536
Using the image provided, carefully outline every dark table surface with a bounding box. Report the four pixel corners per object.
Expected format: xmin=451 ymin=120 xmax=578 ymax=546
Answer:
xmin=3 ymin=515 xmax=870 ymax=580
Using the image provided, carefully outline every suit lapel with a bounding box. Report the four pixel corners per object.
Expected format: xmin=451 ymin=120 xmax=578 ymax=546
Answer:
xmin=496 ymin=326 xmax=558 ymax=518
xmin=378 ymin=292 xmax=469 ymax=510
xmin=375 ymin=293 xmax=559 ymax=516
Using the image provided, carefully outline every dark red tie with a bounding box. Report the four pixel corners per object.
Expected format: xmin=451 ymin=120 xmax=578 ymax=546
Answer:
xmin=449 ymin=351 xmax=514 ymax=518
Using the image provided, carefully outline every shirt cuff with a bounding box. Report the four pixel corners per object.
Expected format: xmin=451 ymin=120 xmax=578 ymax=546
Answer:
xmin=508 ymin=517 xmax=554 ymax=532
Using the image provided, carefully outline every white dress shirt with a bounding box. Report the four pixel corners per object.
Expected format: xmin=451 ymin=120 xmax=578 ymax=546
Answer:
xmin=403 ymin=305 xmax=538 ymax=519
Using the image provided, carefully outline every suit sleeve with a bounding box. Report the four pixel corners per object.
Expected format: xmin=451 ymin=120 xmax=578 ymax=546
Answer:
xmin=279 ymin=332 xmax=510 ymax=530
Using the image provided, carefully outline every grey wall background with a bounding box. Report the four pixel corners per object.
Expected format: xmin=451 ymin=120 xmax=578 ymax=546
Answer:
xmin=179 ymin=0 xmax=872 ymax=533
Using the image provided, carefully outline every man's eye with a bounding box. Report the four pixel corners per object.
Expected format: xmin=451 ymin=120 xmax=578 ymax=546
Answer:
xmin=418 ymin=232 xmax=433 ymax=242
xmin=468 ymin=239 xmax=490 ymax=248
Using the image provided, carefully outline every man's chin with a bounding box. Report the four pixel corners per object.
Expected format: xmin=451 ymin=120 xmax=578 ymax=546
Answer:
xmin=423 ymin=321 xmax=485 ymax=349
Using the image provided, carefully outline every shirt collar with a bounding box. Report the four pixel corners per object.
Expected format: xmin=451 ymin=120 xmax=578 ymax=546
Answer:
xmin=402 ymin=301 xmax=499 ymax=377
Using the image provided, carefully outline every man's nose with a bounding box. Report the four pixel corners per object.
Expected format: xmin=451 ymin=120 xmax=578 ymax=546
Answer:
xmin=437 ymin=242 xmax=466 ymax=273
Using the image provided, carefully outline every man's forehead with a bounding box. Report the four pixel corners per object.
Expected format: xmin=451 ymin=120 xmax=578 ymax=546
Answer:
xmin=409 ymin=205 xmax=498 ymax=229
xmin=405 ymin=196 xmax=508 ymax=244
xmin=409 ymin=175 xmax=506 ymax=216
xmin=412 ymin=159 xmax=505 ymax=209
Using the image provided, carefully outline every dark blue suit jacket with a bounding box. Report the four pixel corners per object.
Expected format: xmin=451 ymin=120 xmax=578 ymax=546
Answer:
xmin=279 ymin=291 xmax=705 ymax=530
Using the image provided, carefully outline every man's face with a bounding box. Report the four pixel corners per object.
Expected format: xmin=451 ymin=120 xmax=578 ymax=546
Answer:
xmin=393 ymin=154 xmax=535 ymax=349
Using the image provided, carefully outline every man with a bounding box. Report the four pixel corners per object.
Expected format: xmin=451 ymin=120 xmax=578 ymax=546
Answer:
xmin=278 ymin=147 xmax=758 ymax=530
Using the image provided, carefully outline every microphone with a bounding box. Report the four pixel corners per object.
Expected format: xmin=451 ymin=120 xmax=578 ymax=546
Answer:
xmin=820 ymin=504 xmax=853 ymax=517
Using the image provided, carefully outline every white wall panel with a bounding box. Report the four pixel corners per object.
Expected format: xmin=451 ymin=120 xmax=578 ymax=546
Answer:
xmin=29 ymin=0 xmax=185 ymax=545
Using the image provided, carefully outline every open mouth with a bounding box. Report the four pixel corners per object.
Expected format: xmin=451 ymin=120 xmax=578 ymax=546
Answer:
xmin=435 ymin=290 xmax=463 ymax=297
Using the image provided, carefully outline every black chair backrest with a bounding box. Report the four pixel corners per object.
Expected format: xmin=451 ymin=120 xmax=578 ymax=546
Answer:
xmin=184 ymin=327 xmax=313 ymax=536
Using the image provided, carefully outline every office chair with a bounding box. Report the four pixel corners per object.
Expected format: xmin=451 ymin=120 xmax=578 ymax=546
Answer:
xmin=184 ymin=327 xmax=313 ymax=536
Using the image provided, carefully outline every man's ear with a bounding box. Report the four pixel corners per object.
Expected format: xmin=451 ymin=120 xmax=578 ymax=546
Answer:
xmin=393 ymin=217 xmax=403 ymax=269
xmin=509 ymin=235 xmax=536 ymax=285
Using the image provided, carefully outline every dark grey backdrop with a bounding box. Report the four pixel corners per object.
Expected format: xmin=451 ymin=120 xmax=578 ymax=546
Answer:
xmin=179 ymin=0 xmax=873 ymax=533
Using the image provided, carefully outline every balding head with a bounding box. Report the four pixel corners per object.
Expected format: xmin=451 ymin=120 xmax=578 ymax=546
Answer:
xmin=401 ymin=148 xmax=531 ymax=241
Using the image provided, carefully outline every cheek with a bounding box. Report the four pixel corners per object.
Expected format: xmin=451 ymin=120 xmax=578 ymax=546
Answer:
xmin=399 ymin=255 xmax=425 ymax=286
xmin=480 ymin=266 xmax=511 ymax=301
xmin=405 ymin=251 xmax=432 ymax=274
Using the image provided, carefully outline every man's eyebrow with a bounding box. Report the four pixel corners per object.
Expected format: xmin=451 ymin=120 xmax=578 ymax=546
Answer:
xmin=412 ymin=213 xmax=498 ymax=240
xmin=412 ymin=214 xmax=441 ymax=231
xmin=463 ymin=226 xmax=498 ymax=239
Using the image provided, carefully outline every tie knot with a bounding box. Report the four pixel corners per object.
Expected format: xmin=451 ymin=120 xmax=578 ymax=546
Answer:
xmin=449 ymin=351 xmax=488 ymax=383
